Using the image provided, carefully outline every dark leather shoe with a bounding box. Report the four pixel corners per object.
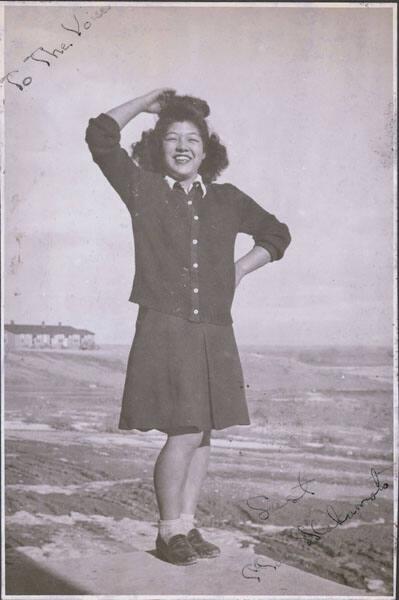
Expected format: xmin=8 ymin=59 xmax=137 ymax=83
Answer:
xmin=156 ymin=533 xmax=198 ymax=565
xmin=187 ymin=528 xmax=220 ymax=558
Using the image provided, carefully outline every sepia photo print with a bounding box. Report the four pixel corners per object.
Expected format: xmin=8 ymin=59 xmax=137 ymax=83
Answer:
xmin=1 ymin=2 xmax=397 ymax=598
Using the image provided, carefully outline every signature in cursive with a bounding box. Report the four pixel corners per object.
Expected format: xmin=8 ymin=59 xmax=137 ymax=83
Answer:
xmin=246 ymin=472 xmax=316 ymax=521
xmin=292 ymin=467 xmax=390 ymax=546
xmin=1 ymin=6 xmax=111 ymax=92
xmin=242 ymin=556 xmax=282 ymax=582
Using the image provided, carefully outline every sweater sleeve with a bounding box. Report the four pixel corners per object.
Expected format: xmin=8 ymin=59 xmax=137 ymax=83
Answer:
xmin=85 ymin=113 xmax=140 ymax=208
xmin=233 ymin=185 xmax=291 ymax=261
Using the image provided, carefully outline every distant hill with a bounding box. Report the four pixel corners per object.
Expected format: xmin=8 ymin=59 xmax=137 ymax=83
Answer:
xmin=5 ymin=344 xmax=392 ymax=393
xmin=241 ymin=344 xmax=393 ymax=367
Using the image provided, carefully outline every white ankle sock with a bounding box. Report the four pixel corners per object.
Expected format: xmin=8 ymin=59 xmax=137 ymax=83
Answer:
xmin=180 ymin=513 xmax=195 ymax=534
xmin=158 ymin=518 xmax=184 ymax=542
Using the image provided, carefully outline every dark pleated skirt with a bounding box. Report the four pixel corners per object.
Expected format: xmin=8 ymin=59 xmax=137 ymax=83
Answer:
xmin=118 ymin=306 xmax=250 ymax=432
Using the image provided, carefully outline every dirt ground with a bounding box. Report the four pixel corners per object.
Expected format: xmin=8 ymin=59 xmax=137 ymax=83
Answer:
xmin=4 ymin=344 xmax=395 ymax=595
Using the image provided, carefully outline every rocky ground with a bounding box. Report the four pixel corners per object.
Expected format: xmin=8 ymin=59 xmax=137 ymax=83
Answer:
xmin=4 ymin=345 xmax=395 ymax=595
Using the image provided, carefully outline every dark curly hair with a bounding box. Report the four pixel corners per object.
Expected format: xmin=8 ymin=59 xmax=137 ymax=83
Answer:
xmin=131 ymin=92 xmax=229 ymax=183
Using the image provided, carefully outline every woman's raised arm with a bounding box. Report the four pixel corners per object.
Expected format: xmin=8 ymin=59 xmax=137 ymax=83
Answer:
xmin=106 ymin=88 xmax=175 ymax=129
xmin=85 ymin=88 xmax=174 ymax=207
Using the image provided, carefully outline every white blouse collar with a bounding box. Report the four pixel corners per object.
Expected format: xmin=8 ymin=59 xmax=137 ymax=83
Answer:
xmin=164 ymin=173 xmax=207 ymax=197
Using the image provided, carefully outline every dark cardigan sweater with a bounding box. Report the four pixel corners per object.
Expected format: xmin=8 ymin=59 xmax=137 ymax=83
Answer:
xmin=85 ymin=113 xmax=291 ymax=325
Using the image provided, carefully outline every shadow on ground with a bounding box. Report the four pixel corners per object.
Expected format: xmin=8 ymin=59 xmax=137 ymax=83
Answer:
xmin=6 ymin=550 xmax=87 ymax=595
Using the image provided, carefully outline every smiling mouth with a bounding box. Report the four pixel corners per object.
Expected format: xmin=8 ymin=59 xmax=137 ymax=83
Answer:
xmin=174 ymin=155 xmax=191 ymax=164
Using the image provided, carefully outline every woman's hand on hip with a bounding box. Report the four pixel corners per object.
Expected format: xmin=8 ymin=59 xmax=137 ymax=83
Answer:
xmin=235 ymin=246 xmax=271 ymax=288
xmin=235 ymin=262 xmax=246 ymax=288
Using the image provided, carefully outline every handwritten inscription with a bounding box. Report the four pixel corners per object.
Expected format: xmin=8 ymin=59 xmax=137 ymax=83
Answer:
xmin=242 ymin=466 xmax=390 ymax=582
xmin=293 ymin=467 xmax=389 ymax=546
xmin=246 ymin=473 xmax=316 ymax=521
xmin=1 ymin=6 xmax=111 ymax=92
xmin=242 ymin=557 xmax=282 ymax=582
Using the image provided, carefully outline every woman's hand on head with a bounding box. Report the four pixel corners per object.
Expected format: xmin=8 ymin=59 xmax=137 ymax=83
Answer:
xmin=104 ymin=89 xmax=175 ymax=130
xmin=141 ymin=88 xmax=176 ymax=114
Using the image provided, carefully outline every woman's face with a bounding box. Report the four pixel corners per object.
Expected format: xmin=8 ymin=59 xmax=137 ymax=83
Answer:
xmin=162 ymin=121 xmax=206 ymax=182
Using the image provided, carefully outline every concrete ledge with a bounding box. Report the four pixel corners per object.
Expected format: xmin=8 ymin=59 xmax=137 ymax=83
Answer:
xmin=6 ymin=544 xmax=367 ymax=596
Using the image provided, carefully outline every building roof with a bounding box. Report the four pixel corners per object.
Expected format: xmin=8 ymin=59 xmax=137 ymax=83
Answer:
xmin=5 ymin=324 xmax=95 ymax=336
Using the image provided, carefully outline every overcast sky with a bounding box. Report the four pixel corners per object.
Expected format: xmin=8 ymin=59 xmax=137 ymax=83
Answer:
xmin=3 ymin=3 xmax=395 ymax=347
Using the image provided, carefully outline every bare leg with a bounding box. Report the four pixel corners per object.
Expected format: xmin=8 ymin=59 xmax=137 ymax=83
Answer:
xmin=181 ymin=431 xmax=211 ymax=515
xmin=178 ymin=431 xmax=220 ymax=557
xmin=154 ymin=431 xmax=203 ymax=520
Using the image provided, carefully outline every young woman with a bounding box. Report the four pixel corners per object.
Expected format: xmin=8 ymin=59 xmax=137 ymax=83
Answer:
xmin=85 ymin=89 xmax=291 ymax=566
